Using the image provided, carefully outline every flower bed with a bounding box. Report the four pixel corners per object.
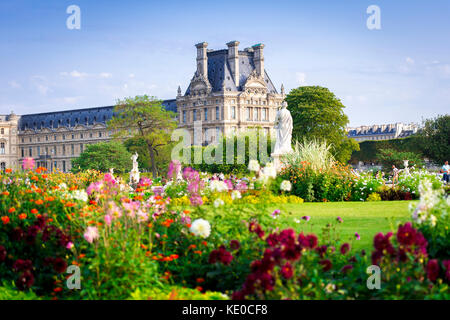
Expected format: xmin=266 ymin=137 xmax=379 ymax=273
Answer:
xmin=0 ymin=161 xmax=449 ymax=300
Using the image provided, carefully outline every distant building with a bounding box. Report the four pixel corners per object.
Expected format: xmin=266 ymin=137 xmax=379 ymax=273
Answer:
xmin=347 ymin=122 xmax=419 ymax=142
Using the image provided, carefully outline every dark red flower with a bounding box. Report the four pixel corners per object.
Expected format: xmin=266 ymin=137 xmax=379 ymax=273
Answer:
xmin=281 ymin=262 xmax=293 ymax=279
xmin=315 ymin=245 xmax=328 ymax=257
xmin=266 ymin=233 xmax=279 ymax=247
xmin=220 ymin=250 xmax=233 ymax=265
xmin=26 ymin=225 xmax=40 ymax=244
xmin=232 ymin=290 xmax=245 ymax=300
xmin=0 ymin=245 xmax=6 ymax=262
xmin=230 ymin=240 xmax=240 ymax=251
xmin=282 ymin=244 xmax=302 ymax=261
xmin=396 ymin=222 xmax=417 ymax=247
xmin=319 ymin=259 xmax=332 ymax=272
xmin=341 ymin=264 xmax=354 ymax=273
xmin=208 ymin=250 xmax=219 ymax=264
xmin=371 ymin=250 xmax=383 ymax=265
xmin=16 ymin=271 xmax=34 ymax=290
xmin=10 ymin=227 xmax=24 ymax=241
xmin=374 ymin=232 xmax=395 ymax=255
xmin=305 ymin=234 xmax=318 ymax=249
xmin=279 ymin=229 xmax=296 ymax=246
xmin=53 ymin=257 xmax=67 ymax=273
xmin=426 ymin=259 xmax=440 ymax=282
xmin=443 ymin=260 xmax=450 ymax=281
xmin=340 ymin=243 xmax=350 ymax=255
xmin=12 ymin=259 xmax=33 ymax=272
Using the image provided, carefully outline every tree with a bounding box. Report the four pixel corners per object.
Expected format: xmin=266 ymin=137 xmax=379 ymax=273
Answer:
xmin=124 ymin=136 xmax=174 ymax=174
xmin=417 ymin=114 xmax=450 ymax=164
xmin=377 ymin=148 xmax=425 ymax=172
xmin=108 ymin=95 xmax=177 ymax=178
xmin=71 ymin=141 xmax=132 ymax=173
xmin=285 ymin=86 xmax=359 ymax=163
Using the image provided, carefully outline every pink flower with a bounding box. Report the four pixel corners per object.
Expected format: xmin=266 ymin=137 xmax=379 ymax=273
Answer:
xmin=167 ymin=160 xmax=181 ymax=180
xmin=22 ymin=157 xmax=35 ymax=170
xmin=83 ymin=226 xmax=99 ymax=243
xmin=104 ymin=214 xmax=112 ymax=226
xmin=66 ymin=242 xmax=74 ymax=249
xmin=271 ymin=209 xmax=281 ymax=217
xmin=336 ymin=216 xmax=343 ymax=223
xmin=301 ymin=216 xmax=311 ymax=222
xmin=355 ymin=232 xmax=361 ymax=240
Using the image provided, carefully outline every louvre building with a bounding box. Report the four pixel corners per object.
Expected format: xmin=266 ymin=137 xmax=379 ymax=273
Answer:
xmin=0 ymin=41 xmax=284 ymax=172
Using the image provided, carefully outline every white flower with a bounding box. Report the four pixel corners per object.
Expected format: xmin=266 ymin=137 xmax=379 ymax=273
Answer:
xmin=325 ymin=283 xmax=336 ymax=293
xmin=248 ymin=159 xmax=260 ymax=172
xmin=214 ymin=198 xmax=224 ymax=208
xmin=59 ymin=183 xmax=68 ymax=190
xmin=209 ymin=180 xmax=228 ymax=193
xmin=71 ymin=190 xmax=88 ymax=202
xmin=231 ymin=190 xmax=242 ymax=200
xmin=263 ymin=162 xmax=277 ymax=179
xmin=280 ymin=180 xmax=292 ymax=192
xmin=190 ymin=219 xmax=211 ymax=238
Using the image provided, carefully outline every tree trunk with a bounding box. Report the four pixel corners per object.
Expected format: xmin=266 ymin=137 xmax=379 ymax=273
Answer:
xmin=148 ymin=143 xmax=157 ymax=178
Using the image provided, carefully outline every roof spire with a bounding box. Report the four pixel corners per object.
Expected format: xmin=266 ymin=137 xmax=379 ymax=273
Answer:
xmin=281 ymin=84 xmax=285 ymax=96
xmin=177 ymin=85 xmax=182 ymax=97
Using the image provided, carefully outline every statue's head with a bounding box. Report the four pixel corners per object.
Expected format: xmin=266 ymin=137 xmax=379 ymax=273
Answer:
xmin=281 ymin=101 xmax=288 ymax=109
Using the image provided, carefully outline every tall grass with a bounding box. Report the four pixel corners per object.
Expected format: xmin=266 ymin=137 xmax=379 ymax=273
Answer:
xmin=282 ymin=139 xmax=335 ymax=172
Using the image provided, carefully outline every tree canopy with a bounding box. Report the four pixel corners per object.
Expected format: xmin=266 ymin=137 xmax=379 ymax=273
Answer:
xmin=71 ymin=141 xmax=132 ymax=173
xmin=108 ymin=95 xmax=177 ymax=178
xmin=417 ymin=114 xmax=450 ymax=164
xmin=285 ymin=86 xmax=359 ymax=163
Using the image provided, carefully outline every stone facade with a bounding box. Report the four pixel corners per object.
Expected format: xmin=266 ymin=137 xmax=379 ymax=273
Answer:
xmin=176 ymin=41 xmax=285 ymax=145
xmin=347 ymin=122 xmax=419 ymax=142
xmin=0 ymin=40 xmax=284 ymax=172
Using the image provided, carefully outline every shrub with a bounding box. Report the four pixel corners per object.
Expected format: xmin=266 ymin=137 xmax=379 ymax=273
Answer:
xmin=367 ymin=192 xmax=381 ymax=201
xmin=128 ymin=286 xmax=228 ymax=300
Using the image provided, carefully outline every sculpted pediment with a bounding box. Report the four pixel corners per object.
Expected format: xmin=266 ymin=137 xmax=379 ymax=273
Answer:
xmin=189 ymin=71 xmax=212 ymax=95
xmin=243 ymin=70 xmax=267 ymax=93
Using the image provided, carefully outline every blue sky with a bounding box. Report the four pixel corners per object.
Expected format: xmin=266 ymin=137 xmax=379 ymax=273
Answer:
xmin=0 ymin=0 xmax=449 ymax=126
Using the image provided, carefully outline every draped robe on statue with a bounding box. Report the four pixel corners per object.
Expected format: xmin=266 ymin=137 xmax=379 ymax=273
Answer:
xmin=273 ymin=104 xmax=293 ymax=155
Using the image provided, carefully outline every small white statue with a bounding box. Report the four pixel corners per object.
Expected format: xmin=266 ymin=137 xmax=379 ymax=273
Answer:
xmin=273 ymin=101 xmax=293 ymax=155
xmin=129 ymin=152 xmax=140 ymax=185
xmin=109 ymin=168 xmax=115 ymax=178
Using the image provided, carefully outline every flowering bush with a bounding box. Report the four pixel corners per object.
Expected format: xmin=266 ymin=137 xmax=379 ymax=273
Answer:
xmin=280 ymin=161 xmax=354 ymax=202
xmin=411 ymin=179 xmax=450 ymax=260
xmin=231 ymin=221 xmax=449 ymax=300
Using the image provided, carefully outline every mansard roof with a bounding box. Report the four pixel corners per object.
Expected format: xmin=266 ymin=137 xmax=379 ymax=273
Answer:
xmin=18 ymin=100 xmax=176 ymax=131
xmin=185 ymin=49 xmax=278 ymax=95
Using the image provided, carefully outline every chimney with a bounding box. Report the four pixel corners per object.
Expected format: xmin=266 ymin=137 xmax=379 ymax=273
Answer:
xmin=195 ymin=42 xmax=208 ymax=77
xmin=252 ymin=43 xmax=265 ymax=76
xmin=226 ymin=41 xmax=240 ymax=87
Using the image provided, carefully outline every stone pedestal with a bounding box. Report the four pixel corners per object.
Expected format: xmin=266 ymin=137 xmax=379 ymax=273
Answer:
xmin=271 ymin=153 xmax=283 ymax=173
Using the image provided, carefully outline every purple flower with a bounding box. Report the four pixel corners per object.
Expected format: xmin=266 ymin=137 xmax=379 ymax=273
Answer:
xmin=355 ymin=232 xmax=360 ymax=240
xmin=301 ymin=216 xmax=311 ymax=222
xmin=189 ymin=194 xmax=203 ymax=206
xmin=337 ymin=216 xmax=343 ymax=223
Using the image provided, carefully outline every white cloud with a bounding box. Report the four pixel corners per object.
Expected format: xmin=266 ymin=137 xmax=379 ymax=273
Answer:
xmin=8 ymin=80 xmax=21 ymax=88
xmin=406 ymin=57 xmax=415 ymax=65
xmin=99 ymin=72 xmax=112 ymax=78
xmin=295 ymin=72 xmax=307 ymax=85
xmin=128 ymin=73 xmax=135 ymax=78
xmin=60 ymin=70 xmax=112 ymax=79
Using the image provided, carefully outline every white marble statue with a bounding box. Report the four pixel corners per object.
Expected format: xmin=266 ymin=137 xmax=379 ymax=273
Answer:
xmin=273 ymin=101 xmax=293 ymax=155
xmin=129 ymin=152 xmax=140 ymax=185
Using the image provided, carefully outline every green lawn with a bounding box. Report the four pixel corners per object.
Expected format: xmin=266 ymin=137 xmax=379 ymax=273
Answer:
xmin=267 ymin=201 xmax=415 ymax=251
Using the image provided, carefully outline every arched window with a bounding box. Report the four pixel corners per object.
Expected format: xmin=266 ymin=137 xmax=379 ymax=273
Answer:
xmin=0 ymin=128 xmax=4 ymax=134
xmin=0 ymin=142 xmax=5 ymax=154
xmin=0 ymin=162 xmax=5 ymax=172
